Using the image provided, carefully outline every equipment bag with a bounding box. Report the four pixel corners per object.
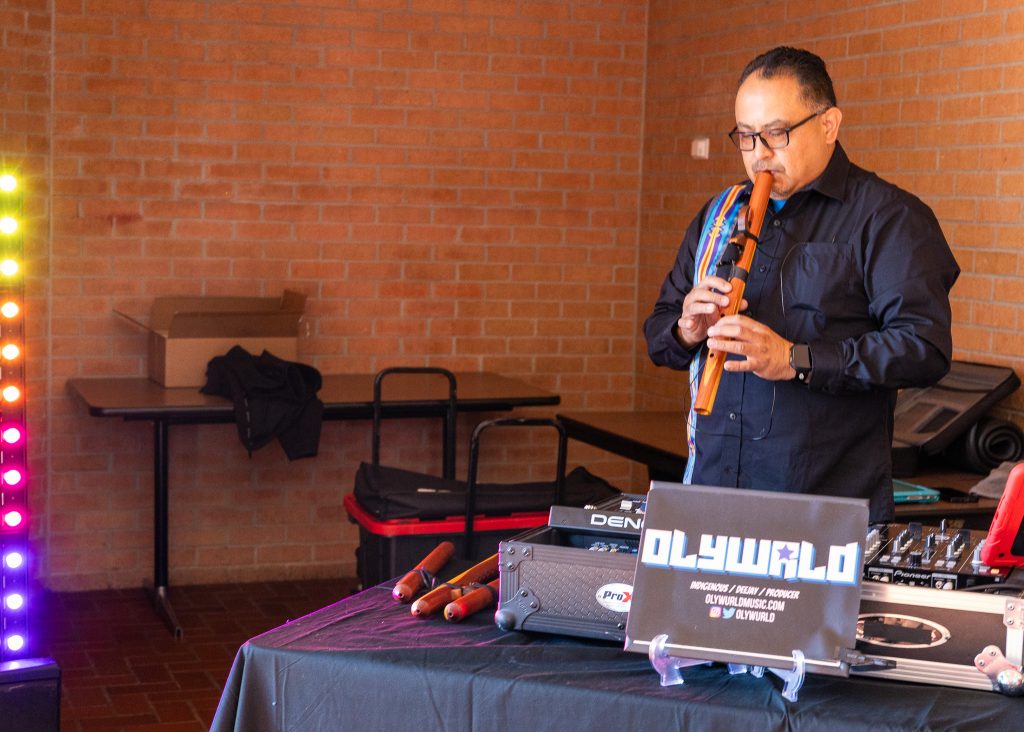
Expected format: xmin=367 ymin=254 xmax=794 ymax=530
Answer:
xmin=352 ymin=372 xmax=620 ymax=553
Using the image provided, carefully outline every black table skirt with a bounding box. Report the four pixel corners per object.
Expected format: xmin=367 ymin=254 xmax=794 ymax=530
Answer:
xmin=211 ymin=582 xmax=1022 ymax=731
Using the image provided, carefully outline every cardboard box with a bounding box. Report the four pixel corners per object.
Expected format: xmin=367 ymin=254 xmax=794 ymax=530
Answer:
xmin=116 ymin=290 xmax=306 ymax=388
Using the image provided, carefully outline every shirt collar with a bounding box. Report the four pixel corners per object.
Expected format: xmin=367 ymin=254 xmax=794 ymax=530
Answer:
xmin=804 ymin=141 xmax=849 ymax=203
xmin=748 ymin=142 xmax=849 ymax=211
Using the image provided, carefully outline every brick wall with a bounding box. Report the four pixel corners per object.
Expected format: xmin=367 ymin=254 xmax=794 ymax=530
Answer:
xmin=36 ymin=0 xmax=649 ymax=590
xmin=5 ymin=0 xmax=1022 ymax=591
xmin=638 ymin=1 xmax=1024 ymax=427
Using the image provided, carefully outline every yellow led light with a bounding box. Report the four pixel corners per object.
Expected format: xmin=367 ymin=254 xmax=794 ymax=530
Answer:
xmin=0 ymin=217 xmax=17 ymax=235
xmin=2 ymin=385 xmax=20 ymax=402
xmin=0 ymin=260 xmax=18 ymax=277
xmin=0 ymin=302 xmax=18 ymax=318
xmin=1 ymin=344 xmax=19 ymax=360
xmin=0 ymin=174 xmax=15 ymax=193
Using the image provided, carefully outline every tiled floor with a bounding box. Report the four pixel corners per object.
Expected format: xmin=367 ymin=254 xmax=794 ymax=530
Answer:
xmin=37 ymin=578 xmax=359 ymax=731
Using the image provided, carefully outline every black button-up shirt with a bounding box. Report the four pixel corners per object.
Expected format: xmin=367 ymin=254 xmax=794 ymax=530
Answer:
xmin=644 ymin=143 xmax=959 ymax=522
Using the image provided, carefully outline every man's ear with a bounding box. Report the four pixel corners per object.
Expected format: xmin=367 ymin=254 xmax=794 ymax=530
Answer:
xmin=822 ymin=106 xmax=842 ymax=144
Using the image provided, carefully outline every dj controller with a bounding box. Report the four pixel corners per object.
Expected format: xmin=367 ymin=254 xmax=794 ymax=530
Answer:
xmin=863 ymin=520 xmax=1009 ymax=589
xmin=547 ymin=494 xmax=1015 ymax=590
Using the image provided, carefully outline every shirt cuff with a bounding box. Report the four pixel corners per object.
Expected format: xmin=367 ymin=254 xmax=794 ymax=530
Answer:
xmin=805 ymin=342 xmax=842 ymax=392
xmin=656 ymin=324 xmax=698 ymax=370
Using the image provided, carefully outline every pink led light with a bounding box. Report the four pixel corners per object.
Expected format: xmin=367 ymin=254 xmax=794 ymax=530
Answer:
xmin=0 ymin=426 xmax=20 ymax=444
xmin=2 ymin=510 xmax=22 ymax=528
xmin=2 ymin=469 xmax=22 ymax=486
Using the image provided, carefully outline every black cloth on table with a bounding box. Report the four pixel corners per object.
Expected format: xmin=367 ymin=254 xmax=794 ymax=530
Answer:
xmin=211 ymin=582 xmax=1022 ymax=732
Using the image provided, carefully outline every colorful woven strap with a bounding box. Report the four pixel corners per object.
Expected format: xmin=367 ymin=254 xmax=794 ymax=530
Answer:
xmin=684 ymin=184 xmax=747 ymax=483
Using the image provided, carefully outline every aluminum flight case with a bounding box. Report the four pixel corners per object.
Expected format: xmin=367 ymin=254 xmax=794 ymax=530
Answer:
xmin=494 ymin=495 xmax=645 ymax=642
xmin=852 ymin=580 xmax=1024 ymax=692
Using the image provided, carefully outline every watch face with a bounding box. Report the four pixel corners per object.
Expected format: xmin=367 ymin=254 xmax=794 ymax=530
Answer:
xmin=791 ymin=344 xmax=811 ymax=371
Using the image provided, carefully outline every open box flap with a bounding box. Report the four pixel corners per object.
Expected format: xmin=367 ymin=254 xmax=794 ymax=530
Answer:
xmin=115 ymin=290 xmax=306 ymax=335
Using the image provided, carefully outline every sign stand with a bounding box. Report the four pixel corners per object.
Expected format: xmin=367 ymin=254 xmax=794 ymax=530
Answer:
xmin=646 ymin=634 xmax=708 ymax=686
xmin=647 ymin=633 xmax=809 ymax=700
xmin=765 ymin=651 xmax=806 ymax=701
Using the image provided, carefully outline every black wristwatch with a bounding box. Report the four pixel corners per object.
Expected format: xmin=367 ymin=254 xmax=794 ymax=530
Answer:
xmin=789 ymin=343 xmax=812 ymax=383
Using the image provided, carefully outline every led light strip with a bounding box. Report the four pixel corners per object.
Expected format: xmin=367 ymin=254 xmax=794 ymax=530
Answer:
xmin=0 ymin=169 xmax=28 ymax=659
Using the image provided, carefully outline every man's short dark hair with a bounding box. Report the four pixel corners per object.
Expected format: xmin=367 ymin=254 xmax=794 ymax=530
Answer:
xmin=739 ymin=46 xmax=837 ymax=110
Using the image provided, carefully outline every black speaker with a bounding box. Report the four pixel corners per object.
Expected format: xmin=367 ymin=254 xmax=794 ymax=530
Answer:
xmin=0 ymin=657 xmax=60 ymax=732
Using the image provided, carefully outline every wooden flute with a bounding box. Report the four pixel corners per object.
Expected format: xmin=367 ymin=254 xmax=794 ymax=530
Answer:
xmin=693 ymin=170 xmax=774 ymax=416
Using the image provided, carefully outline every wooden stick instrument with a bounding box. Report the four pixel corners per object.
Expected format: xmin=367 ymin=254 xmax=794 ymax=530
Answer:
xmin=410 ymin=553 xmax=499 ymax=617
xmin=392 ymin=541 xmax=456 ymax=603
xmin=443 ymin=579 xmax=500 ymax=622
xmin=693 ymin=171 xmax=774 ymax=416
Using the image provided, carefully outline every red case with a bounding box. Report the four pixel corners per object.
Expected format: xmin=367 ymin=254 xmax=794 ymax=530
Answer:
xmin=980 ymin=463 xmax=1024 ymax=567
xmin=343 ymin=493 xmax=549 ymax=587
xmin=344 ymin=493 xmax=547 ymax=538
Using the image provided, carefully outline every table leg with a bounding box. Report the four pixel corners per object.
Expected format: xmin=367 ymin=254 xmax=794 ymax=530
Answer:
xmin=149 ymin=418 xmax=183 ymax=639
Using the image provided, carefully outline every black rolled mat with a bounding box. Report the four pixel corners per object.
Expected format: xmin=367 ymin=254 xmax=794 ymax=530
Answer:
xmin=942 ymin=416 xmax=1024 ymax=473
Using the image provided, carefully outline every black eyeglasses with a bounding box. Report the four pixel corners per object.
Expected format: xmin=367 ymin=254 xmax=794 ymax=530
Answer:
xmin=728 ymin=110 xmax=826 ymax=151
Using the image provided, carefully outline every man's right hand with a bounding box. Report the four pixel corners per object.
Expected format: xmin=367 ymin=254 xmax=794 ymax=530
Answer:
xmin=674 ymin=275 xmax=747 ymax=349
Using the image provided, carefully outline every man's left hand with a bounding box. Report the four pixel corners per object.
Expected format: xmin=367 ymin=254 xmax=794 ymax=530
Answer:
xmin=705 ymin=315 xmax=795 ymax=382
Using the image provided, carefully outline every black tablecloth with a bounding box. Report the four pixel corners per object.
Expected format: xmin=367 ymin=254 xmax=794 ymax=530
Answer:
xmin=212 ymin=583 xmax=1021 ymax=731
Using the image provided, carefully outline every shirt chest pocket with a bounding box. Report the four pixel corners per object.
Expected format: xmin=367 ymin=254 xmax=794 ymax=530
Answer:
xmin=782 ymin=241 xmax=870 ymax=339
